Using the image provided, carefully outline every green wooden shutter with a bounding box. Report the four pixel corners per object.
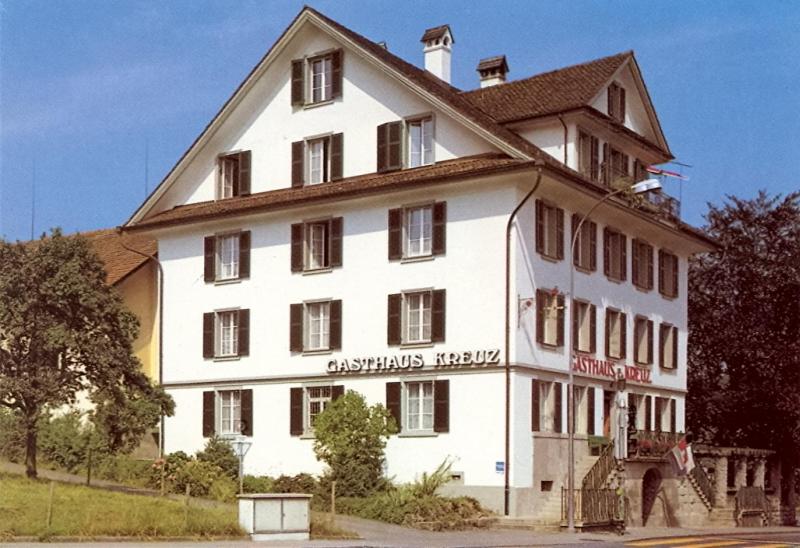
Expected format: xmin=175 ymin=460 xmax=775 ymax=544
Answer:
xmin=238 ymin=309 xmax=250 ymax=357
xmin=433 ymin=380 xmax=449 ymax=433
xmin=239 ymin=231 xmax=251 ymax=279
xmin=386 ymin=382 xmax=402 ymax=432
xmin=291 ymin=59 xmax=305 ymax=106
xmin=535 ymin=289 xmax=545 ymax=344
xmin=291 ymin=141 xmax=304 ymax=187
xmin=329 ymin=300 xmax=342 ymax=350
xmin=331 ymin=385 xmax=345 ymax=401
xmin=204 ymin=236 xmax=215 ymax=282
xmin=331 ymin=49 xmax=343 ymax=98
xmin=387 ymin=293 xmax=402 ymax=345
xmin=554 ymin=383 xmax=563 ymax=433
xmin=535 ymin=200 xmax=544 ymax=254
xmin=432 ymin=202 xmax=447 ymax=255
xmin=532 ymin=380 xmax=540 ymax=432
xmin=556 ymin=294 xmax=565 ymax=346
xmin=431 ymin=289 xmax=446 ymax=343
xmin=620 ymin=312 xmax=627 ymax=359
xmin=330 ymin=217 xmax=343 ymax=267
xmin=290 ymin=387 xmax=304 ymax=436
xmin=241 ymin=389 xmax=253 ymax=436
xmin=587 ymin=388 xmax=596 ymax=435
xmin=387 ymin=208 xmax=403 ymax=260
xmin=290 ymin=304 xmax=303 ymax=352
xmin=203 ymin=312 xmax=215 ymax=359
xmin=330 ymin=133 xmax=343 ymax=181
xmin=238 ymin=150 xmax=251 ymax=196
xmin=290 ymin=223 xmax=304 ymax=272
xmin=203 ymin=391 xmax=215 ymax=437
xmin=555 ymin=207 xmax=565 ymax=260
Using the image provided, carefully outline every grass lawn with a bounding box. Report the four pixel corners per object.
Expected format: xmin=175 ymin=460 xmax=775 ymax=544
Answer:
xmin=0 ymin=473 xmax=243 ymax=540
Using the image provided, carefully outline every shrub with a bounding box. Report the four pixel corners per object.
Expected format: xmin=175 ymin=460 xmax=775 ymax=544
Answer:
xmin=148 ymin=451 xmax=191 ymax=491
xmin=273 ymin=472 xmax=318 ymax=494
xmin=37 ymin=411 xmax=91 ymax=472
xmin=93 ymin=455 xmax=152 ymax=487
xmin=195 ymin=436 xmax=239 ymax=480
xmin=208 ymin=475 xmax=238 ymax=502
xmin=312 ymin=391 xmax=396 ymax=497
xmin=0 ymin=408 xmax=26 ymax=463
xmin=242 ymin=474 xmax=274 ymax=494
xmin=172 ymin=459 xmax=226 ymax=498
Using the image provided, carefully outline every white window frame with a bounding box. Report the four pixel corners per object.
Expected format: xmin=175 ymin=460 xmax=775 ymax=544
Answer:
xmin=661 ymin=324 xmax=678 ymax=369
xmin=574 ymin=300 xmax=593 ymax=353
xmin=309 ymin=54 xmax=333 ymax=104
xmin=215 ymin=233 xmax=240 ymax=281
xmin=607 ymin=309 xmax=624 ymax=359
xmin=406 ymin=116 xmax=434 ymax=168
xmin=403 ymin=290 xmax=432 ymax=344
xmin=403 ymin=204 xmax=433 ymax=258
xmin=217 ymin=389 xmax=242 ymax=436
xmin=540 ymin=292 xmax=560 ymax=347
xmin=216 ymin=310 xmax=239 ymax=357
xmin=538 ymin=202 xmax=562 ymax=259
xmin=305 ymin=301 xmax=331 ymax=352
xmin=304 ymin=385 xmax=333 ymax=432
xmin=403 ymin=380 xmax=434 ymax=432
xmin=306 ymin=136 xmax=330 ymax=185
xmin=541 ymin=382 xmax=556 ymax=433
xmin=304 ymin=220 xmax=331 ymax=270
xmin=606 ymin=229 xmax=626 ymax=281
xmin=634 ymin=316 xmax=651 ymax=366
xmin=217 ymin=153 xmax=240 ymax=199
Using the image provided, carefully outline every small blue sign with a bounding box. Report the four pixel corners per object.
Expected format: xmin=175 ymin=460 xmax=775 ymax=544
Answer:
xmin=495 ymin=461 xmax=505 ymax=473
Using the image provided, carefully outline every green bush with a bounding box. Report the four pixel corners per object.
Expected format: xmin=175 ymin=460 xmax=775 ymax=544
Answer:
xmin=173 ymin=459 xmax=226 ymax=498
xmin=273 ymin=472 xmax=318 ymax=494
xmin=93 ymin=455 xmax=152 ymax=487
xmin=312 ymin=391 xmax=396 ymax=497
xmin=37 ymin=411 xmax=91 ymax=472
xmin=0 ymin=408 xmax=25 ymax=463
xmin=208 ymin=475 xmax=238 ymax=502
xmin=148 ymin=451 xmax=191 ymax=491
xmin=242 ymin=474 xmax=274 ymax=493
xmin=195 ymin=436 xmax=239 ymax=480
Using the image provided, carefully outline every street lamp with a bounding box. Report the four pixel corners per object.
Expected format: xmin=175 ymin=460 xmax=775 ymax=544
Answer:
xmin=565 ymin=179 xmax=661 ymax=532
xmin=231 ymin=436 xmax=252 ymax=494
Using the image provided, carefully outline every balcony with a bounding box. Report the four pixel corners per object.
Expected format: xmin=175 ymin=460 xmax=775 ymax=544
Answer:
xmin=639 ymin=189 xmax=681 ymax=221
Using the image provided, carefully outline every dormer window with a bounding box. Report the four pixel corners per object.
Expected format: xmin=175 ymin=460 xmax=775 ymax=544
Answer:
xmin=608 ymin=82 xmax=626 ymax=123
xmin=291 ymin=50 xmax=343 ymax=107
xmin=407 ymin=117 xmax=433 ymax=168
xmin=216 ymin=151 xmax=251 ymax=199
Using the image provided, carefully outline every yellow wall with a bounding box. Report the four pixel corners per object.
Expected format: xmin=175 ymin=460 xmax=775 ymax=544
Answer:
xmin=117 ymin=262 xmax=159 ymax=381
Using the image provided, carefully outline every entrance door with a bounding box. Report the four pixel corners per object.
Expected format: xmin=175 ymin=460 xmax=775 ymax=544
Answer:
xmin=603 ymin=391 xmax=613 ymax=437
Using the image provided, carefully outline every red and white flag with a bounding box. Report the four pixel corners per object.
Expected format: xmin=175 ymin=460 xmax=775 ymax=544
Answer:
xmin=670 ymin=436 xmax=695 ymax=475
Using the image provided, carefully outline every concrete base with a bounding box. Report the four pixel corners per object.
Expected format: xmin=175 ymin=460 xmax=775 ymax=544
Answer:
xmin=251 ymin=532 xmax=309 ymax=541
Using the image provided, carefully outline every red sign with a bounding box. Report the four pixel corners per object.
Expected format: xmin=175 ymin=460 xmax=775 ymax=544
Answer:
xmin=572 ymin=355 xmax=652 ymax=384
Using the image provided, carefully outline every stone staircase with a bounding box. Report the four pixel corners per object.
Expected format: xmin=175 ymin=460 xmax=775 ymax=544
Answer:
xmin=708 ymin=507 xmax=737 ymax=527
xmin=531 ymin=455 xmax=599 ymax=525
xmin=686 ymin=470 xmax=714 ymax=510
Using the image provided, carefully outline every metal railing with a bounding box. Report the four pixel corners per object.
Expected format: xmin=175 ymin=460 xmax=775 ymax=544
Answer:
xmin=583 ymin=440 xmax=615 ymax=489
xmin=689 ymin=463 xmax=716 ymax=507
xmin=642 ymin=190 xmax=681 ymax=220
xmin=735 ymin=486 xmax=770 ymax=525
xmin=561 ymin=487 xmax=623 ymax=526
xmin=628 ymin=430 xmax=682 ymax=460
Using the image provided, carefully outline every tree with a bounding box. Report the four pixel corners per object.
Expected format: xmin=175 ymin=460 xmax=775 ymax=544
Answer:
xmin=688 ymin=191 xmax=800 ymax=518
xmin=0 ymin=229 xmax=174 ymax=478
xmin=312 ymin=390 xmax=397 ymax=497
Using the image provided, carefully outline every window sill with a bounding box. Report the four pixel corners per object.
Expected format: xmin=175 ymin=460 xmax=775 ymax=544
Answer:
xmin=574 ymin=348 xmax=595 ymax=355
xmin=299 ymin=432 xmax=316 ymax=440
xmin=538 ymin=253 xmax=563 ymax=264
xmin=606 ymin=354 xmax=624 ymax=361
xmin=398 ymin=430 xmax=438 ymax=438
xmin=634 ymin=361 xmax=653 ymax=368
xmin=214 ymin=278 xmax=243 ymax=286
xmin=659 ymin=366 xmax=678 ymax=373
xmin=302 ymin=267 xmax=333 ymax=276
xmin=302 ymin=99 xmax=334 ymax=110
xmin=302 ymin=349 xmax=333 ymax=356
xmin=400 ymin=341 xmax=434 ymax=349
xmin=633 ymin=284 xmax=653 ymax=293
xmin=574 ymin=264 xmax=596 ymax=275
xmin=213 ymin=356 xmax=241 ymax=362
xmin=400 ymin=255 xmax=435 ymax=264
xmin=606 ymin=276 xmax=626 ymax=284
xmin=538 ymin=342 xmax=563 ymax=351
xmin=659 ymin=292 xmax=678 ymax=301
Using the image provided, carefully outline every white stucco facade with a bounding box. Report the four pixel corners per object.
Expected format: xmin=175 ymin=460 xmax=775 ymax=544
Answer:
xmin=128 ymin=8 xmax=712 ymax=519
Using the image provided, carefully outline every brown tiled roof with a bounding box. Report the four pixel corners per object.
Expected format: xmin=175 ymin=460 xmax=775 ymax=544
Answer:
xmin=128 ymin=154 xmax=532 ymax=231
xmin=80 ymin=229 xmax=156 ymax=285
xmin=305 ymin=8 xmax=560 ymax=168
xmin=420 ymin=25 xmax=452 ymax=43
xmin=462 ymin=51 xmax=631 ymax=123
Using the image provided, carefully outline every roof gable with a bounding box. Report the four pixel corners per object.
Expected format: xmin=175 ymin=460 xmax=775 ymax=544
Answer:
xmin=126 ymin=7 xmax=558 ymax=226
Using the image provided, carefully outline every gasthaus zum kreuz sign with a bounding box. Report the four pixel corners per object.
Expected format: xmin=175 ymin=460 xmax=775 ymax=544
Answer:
xmin=572 ymin=354 xmax=653 ymax=384
xmin=326 ymin=348 xmax=501 ymax=374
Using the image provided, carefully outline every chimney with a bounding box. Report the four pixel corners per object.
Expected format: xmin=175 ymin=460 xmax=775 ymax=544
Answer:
xmin=420 ymin=24 xmax=454 ymax=84
xmin=477 ymin=55 xmax=509 ymax=88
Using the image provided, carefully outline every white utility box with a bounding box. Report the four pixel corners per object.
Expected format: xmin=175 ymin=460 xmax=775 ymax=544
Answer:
xmin=237 ymin=493 xmax=313 ymax=541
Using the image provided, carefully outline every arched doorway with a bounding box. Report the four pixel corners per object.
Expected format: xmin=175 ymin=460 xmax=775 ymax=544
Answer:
xmin=641 ymin=467 xmax=663 ymax=526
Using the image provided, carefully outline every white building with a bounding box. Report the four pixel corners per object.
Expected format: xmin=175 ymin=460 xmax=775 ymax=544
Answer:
xmin=124 ymin=7 xmax=714 ymax=520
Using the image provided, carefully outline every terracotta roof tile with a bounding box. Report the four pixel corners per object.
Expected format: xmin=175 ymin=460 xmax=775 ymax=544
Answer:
xmin=420 ymin=25 xmax=452 ymax=43
xmin=477 ymin=55 xmax=509 ymax=73
xmin=461 ymin=51 xmax=631 ymax=123
xmin=129 ymin=154 xmax=532 ymax=231
xmin=80 ymin=229 xmax=156 ymax=285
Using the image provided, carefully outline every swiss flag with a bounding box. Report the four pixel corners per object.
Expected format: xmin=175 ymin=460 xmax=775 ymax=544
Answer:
xmin=670 ymin=436 xmax=696 ymax=476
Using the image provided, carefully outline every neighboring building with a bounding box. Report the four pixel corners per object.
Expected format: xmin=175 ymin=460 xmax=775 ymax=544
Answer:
xmin=123 ymin=7 xmax=717 ymax=521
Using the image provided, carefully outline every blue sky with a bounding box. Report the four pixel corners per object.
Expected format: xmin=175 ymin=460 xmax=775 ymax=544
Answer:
xmin=1 ymin=0 xmax=798 ymax=241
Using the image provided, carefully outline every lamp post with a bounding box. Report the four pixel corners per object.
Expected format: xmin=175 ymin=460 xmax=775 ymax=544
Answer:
xmin=231 ymin=436 xmax=252 ymax=494
xmin=565 ymin=179 xmax=661 ymax=532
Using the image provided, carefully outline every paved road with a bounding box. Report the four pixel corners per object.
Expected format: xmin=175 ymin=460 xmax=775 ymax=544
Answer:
xmin=618 ymin=531 xmax=800 ymax=548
